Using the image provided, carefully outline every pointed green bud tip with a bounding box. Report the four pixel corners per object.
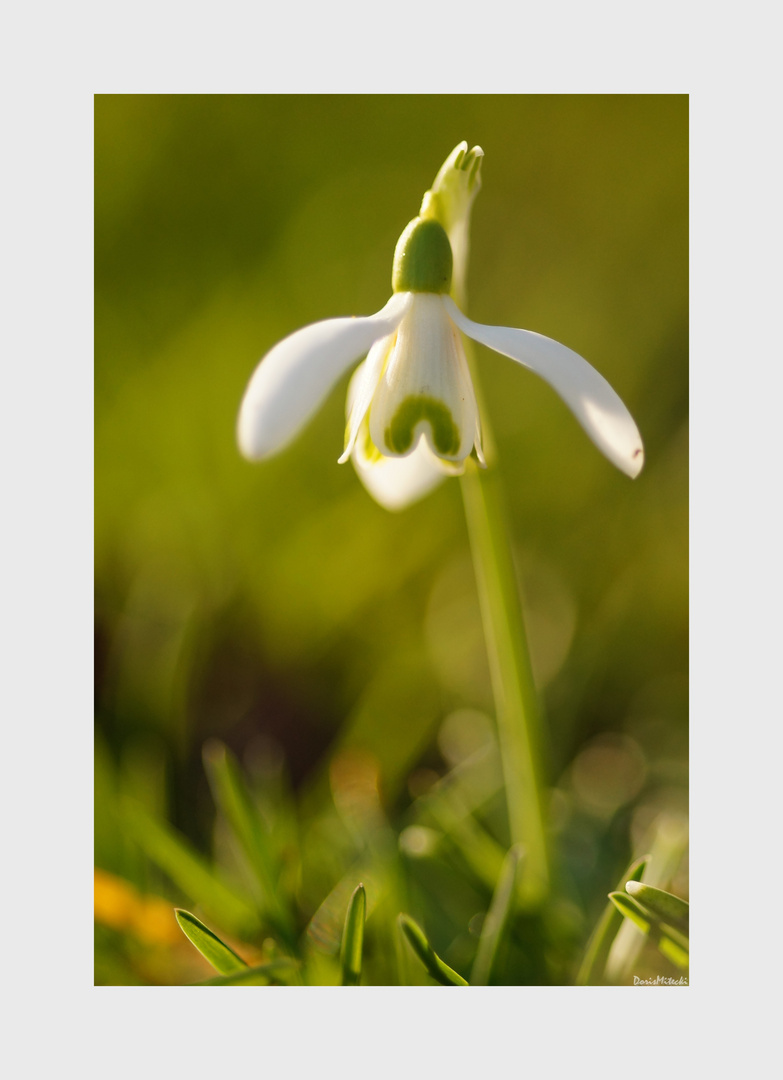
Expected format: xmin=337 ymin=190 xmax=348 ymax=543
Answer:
xmin=392 ymin=217 xmax=453 ymax=294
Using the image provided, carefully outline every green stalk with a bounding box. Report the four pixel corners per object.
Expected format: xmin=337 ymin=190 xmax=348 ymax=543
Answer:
xmin=424 ymin=144 xmax=549 ymax=904
xmin=459 ymin=457 xmax=549 ymax=905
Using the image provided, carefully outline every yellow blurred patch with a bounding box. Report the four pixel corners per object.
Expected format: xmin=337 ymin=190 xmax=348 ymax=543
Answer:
xmin=94 ymin=868 xmax=181 ymax=946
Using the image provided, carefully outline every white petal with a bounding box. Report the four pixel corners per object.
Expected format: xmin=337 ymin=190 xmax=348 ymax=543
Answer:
xmin=369 ymin=294 xmax=478 ymax=463
xmin=237 ymin=292 xmax=412 ymax=460
xmin=338 ymin=334 xmax=393 ymax=464
xmin=352 ymin=429 xmax=450 ymax=511
xmin=342 ymin=364 xmax=449 ymax=509
xmin=444 ymin=297 xmax=644 ymax=478
xmin=344 ymin=358 xmax=371 ymax=419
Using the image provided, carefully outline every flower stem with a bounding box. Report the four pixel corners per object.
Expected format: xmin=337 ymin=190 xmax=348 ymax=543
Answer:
xmin=432 ymin=144 xmax=549 ymax=903
xmin=459 ymin=458 xmax=550 ymax=906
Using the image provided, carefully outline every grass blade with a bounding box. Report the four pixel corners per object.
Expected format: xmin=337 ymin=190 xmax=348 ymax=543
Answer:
xmin=175 ymin=909 xmax=247 ymax=974
xmin=398 ymin=914 xmax=468 ymax=986
xmin=196 ymin=959 xmax=300 ymax=986
xmin=470 ymin=844 xmax=524 ymax=985
xmin=122 ymin=797 xmax=258 ymax=933
xmin=575 ymin=855 xmax=649 ymax=986
xmin=625 ymin=881 xmax=689 ymax=929
xmin=340 ymin=884 xmax=366 ymax=986
xmin=605 ymin=813 xmax=688 ymax=982
xmin=202 ymin=740 xmax=295 ymax=941
xmin=608 ymin=892 xmax=689 ymax=971
xmin=420 ymin=788 xmax=506 ymax=892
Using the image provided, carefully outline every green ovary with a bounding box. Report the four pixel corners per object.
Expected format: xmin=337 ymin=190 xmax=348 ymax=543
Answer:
xmin=391 ymin=217 xmax=453 ymax=294
xmin=384 ymin=395 xmax=460 ymax=457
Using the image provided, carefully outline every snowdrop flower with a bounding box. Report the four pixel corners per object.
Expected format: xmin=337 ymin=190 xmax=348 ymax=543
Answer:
xmin=238 ymin=145 xmax=643 ymax=509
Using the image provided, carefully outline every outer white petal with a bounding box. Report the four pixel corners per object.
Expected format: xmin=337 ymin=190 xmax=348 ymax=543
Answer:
xmin=237 ymin=292 xmax=412 ymax=460
xmin=369 ymin=294 xmax=478 ymax=463
xmin=444 ymin=297 xmax=644 ymax=478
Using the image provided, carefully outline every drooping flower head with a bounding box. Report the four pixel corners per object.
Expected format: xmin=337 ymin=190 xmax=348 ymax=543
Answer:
xmin=238 ymin=144 xmax=643 ymax=509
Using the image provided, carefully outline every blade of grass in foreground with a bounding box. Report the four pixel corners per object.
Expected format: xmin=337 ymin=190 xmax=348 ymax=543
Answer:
xmin=398 ymin=914 xmax=468 ymax=986
xmin=470 ymin=844 xmax=524 ymax=986
xmin=340 ymin=884 xmax=366 ymax=986
xmin=122 ymin=797 xmax=258 ymax=934
xmin=625 ymin=881 xmax=689 ymax=929
xmin=575 ymin=855 xmax=649 ymax=986
xmin=202 ymin=740 xmax=295 ymax=943
xmin=608 ymin=892 xmax=689 ymax=971
xmin=175 ymin=909 xmax=247 ymax=974
xmin=421 ymin=787 xmax=506 ymax=892
xmin=605 ymin=813 xmax=688 ymax=982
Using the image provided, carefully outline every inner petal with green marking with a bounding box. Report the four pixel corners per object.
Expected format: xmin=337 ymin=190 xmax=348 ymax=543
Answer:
xmin=384 ymin=395 xmax=460 ymax=456
xmin=368 ymin=293 xmax=480 ymax=464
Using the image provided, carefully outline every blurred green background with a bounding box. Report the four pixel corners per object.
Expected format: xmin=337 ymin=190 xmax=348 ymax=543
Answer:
xmin=94 ymin=94 xmax=687 ymax=985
